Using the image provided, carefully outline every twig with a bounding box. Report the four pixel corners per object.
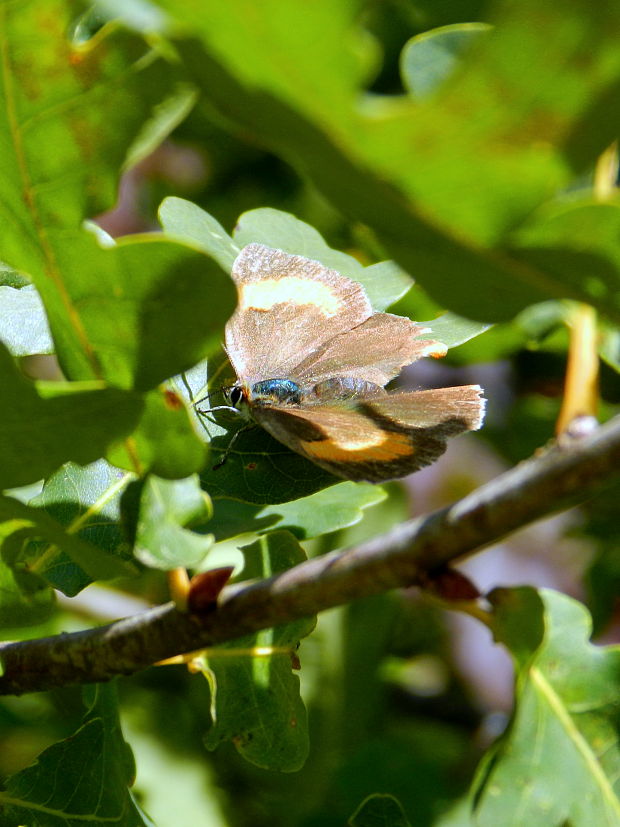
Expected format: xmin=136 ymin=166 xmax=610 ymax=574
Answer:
xmin=2 ymin=415 xmax=620 ymax=695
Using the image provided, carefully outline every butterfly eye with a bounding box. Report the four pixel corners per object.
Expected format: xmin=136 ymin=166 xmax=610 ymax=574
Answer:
xmin=229 ymin=386 xmax=243 ymax=407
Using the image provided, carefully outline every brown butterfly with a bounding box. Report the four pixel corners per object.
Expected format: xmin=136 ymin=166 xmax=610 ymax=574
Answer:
xmin=221 ymin=243 xmax=484 ymax=482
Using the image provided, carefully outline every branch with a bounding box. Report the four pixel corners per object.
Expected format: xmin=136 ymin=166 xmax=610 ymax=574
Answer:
xmin=2 ymin=415 xmax=620 ymax=695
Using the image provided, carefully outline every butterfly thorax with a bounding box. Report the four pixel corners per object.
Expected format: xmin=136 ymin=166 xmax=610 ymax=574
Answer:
xmin=232 ymin=378 xmax=303 ymax=410
xmin=231 ymin=376 xmax=385 ymax=412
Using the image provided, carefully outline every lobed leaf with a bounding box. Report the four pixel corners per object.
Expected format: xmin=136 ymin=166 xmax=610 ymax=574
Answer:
xmin=206 ymin=480 xmax=384 ymax=543
xmin=0 ymin=684 xmax=152 ymax=826
xmin=131 ymin=474 xmax=214 ymax=570
xmin=200 ymin=531 xmax=315 ymax=771
xmin=161 ymin=198 xmax=414 ymax=311
xmin=22 ymin=459 xmax=134 ymax=596
xmin=158 ymin=196 xmax=240 ymax=272
xmin=233 ymin=207 xmax=412 ymax=311
xmin=473 ymin=587 xmax=620 ymax=826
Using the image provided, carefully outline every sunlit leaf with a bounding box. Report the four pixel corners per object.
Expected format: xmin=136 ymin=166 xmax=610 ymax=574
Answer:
xmin=233 ymin=207 xmax=412 ymax=310
xmin=108 ymin=387 xmax=207 ymax=479
xmin=400 ymin=23 xmax=491 ymax=99
xmin=208 ymin=481 xmax=386 ymax=542
xmin=23 ymin=459 xmax=134 ymax=596
xmin=0 ymin=285 xmax=53 ymax=356
xmin=132 ymin=474 xmax=214 ymax=570
xmin=157 ymin=0 xmax=620 ymax=321
xmin=473 ymin=588 xmax=620 ymax=827
xmin=0 ymin=491 xmax=137 ymax=598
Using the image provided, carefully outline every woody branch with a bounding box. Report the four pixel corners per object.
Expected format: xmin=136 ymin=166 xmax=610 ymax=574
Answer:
xmin=2 ymin=414 xmax=620 ymax=696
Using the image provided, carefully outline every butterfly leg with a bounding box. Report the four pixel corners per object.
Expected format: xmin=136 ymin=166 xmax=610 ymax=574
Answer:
xmin=212 ymin=423 xmax=255 ymax=470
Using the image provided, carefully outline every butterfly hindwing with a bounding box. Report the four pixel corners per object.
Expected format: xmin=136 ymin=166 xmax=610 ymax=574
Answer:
xmin=251 ymin=385 xmax=484 ymax=482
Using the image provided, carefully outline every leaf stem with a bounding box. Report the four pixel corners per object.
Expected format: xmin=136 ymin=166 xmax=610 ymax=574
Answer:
xmin=555 ymin=143 xmax=617 ymax=434
xmin=556 ymin=303 xmax=599 ymax=434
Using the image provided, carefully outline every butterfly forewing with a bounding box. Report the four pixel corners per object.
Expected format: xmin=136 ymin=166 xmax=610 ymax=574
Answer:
xmin=291 ymin=313 xmax=447 ymax=388
xmin=226 ymin=244 xmax=372 ymax=385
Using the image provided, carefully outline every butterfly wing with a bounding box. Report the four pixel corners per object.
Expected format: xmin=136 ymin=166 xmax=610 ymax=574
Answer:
xmin=252 ymin=385 xmax=485 ymax=482
xmin=225 ymin=244 xmax=372 ymax=385
xmin=291 ymin=312 xmax=447 ymax=388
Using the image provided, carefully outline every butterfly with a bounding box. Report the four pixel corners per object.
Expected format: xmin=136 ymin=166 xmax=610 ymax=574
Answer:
xmin=218 ymin=243 xmax=484 ymax=483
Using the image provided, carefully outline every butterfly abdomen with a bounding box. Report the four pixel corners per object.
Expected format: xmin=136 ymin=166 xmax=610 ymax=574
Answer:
xmin=309 ymin=377 xmax=386 ymax=401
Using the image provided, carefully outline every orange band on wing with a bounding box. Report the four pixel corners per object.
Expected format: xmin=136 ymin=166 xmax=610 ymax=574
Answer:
xmin=301 ymin=431 xmax=414 ymax=462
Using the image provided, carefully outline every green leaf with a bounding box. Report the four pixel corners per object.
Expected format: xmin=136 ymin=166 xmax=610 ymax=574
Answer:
xmin=349 ymin=793 xmax=411 ymax=827
xmin=233 ymin=207 xmax=412 ymax=310
xmin=199 ymin=421 xmax=340 ymax=505
xmin=319 ymin=481 xmax=410 ymax=554
xmin=0 ymin=554 xmax=55 ymax=628
xmin=509 ymin=199 xmax=620 ymax=314
xmin=360 ymin=262 xmax=416 ymax=313
xmin=44 ymin=232 xmax=236 ymax=391
xmin=400 ymin=23 xmax=492 ymax=99
xmin=473 ymin=588 xmax=620 ymax=826
xmin=201 ymin=531 xmax=314 ymax=771
xmin=160 ymin=199 xmax=413 ymax=311
xmin=0 ymin=344 xmax=143 ymax=489
xmin=488 ymin=587 xmax=546 ymax=664
xmin=0 ymin=491 xmax=137 ymax=597
xmin=208 ymin=481 xmax=386 ymax=542
xmin=0 ymin=684 xmax=152 ymax=827
xmin=22 ymin=459 xmax=134 ymax=597
xmin=132 ymin=474 xmax=214 ymax=570
xmin=108 ymin=386 xmax=207 ymax=479
xmin=158 ymin=196 xmax=240 ymax=272
xmin=158 ymin=0 xmax=620 ymax=322
xmin=124 ymin=82 xmax=198 ymax=170
xmin=420 ymin=312 xmax=492 ymax=350
xmin=0 ymin=285 xmax=52 ymax=356
xmin=0 ymin=0 xmax=182 ymax=277
xmin=0 ymin=1 xmax=236 ymax=390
